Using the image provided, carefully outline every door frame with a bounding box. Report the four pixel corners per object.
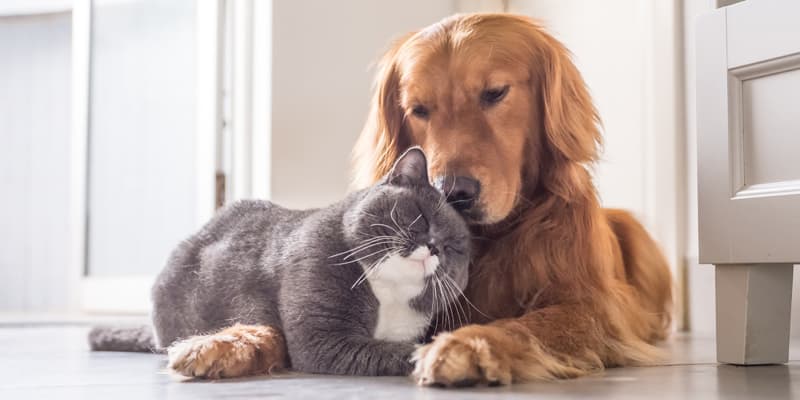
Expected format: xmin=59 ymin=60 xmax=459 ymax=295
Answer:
xmin=224 ymin=0 xmax=272 ymax=203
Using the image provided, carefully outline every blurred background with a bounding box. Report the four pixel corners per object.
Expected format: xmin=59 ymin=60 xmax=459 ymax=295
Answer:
xmin=0 ymin=0 xmax=795 ymax=337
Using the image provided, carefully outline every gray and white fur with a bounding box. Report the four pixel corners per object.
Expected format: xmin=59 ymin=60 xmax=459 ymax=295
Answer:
xmin=90 ymin=148 xmax=470 ymax=376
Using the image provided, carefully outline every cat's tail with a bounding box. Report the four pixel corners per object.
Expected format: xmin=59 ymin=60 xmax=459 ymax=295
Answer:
xmin=88 ymin=325 xmax=162 ymax=353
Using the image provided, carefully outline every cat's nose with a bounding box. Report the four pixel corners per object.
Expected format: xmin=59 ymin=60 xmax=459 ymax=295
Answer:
xmin=434 ymin=175 xmax=481 ymax=212
xmin=426 ymin=242 xmax=439 ymax=256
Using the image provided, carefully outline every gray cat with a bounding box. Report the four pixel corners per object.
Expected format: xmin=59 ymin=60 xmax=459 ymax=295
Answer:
xmin=90 ymin=147 xmax=471 ymax=377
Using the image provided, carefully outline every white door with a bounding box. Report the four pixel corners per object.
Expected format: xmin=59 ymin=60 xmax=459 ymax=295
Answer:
xmin=697 ymin=0 xmax=800 ymax=365
xmin=77 ymin=0 xmax=220 ymax=312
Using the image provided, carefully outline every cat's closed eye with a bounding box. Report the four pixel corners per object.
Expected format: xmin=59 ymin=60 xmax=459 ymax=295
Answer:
xmin=444 ymin=240 xmax=468 ymax=255
xmin=444 ymin=246 xmax=461 ymax=255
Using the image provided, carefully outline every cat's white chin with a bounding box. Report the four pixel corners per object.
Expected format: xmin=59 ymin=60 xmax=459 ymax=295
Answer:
xmin=406 ymin=246 xmax=439 ymax=277
xmin=366 ymin=249 xmax=435 ymax=342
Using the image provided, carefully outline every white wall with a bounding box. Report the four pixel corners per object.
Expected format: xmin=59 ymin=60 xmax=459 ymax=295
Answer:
xmin=508 ymin=0 xmax=649 ymax=215
xmin=269 ymin=0 xmax=458 ymax=208
xmin=0 ymin=12 xmax=72 ymax=312
xmin=508 ymin=1 xmax=685 ymax=288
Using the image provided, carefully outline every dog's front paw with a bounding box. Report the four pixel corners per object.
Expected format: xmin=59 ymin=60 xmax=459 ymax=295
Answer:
xmin=412 ymin=331 xmax=511 ymax=387
xmin=167 ymin=324 xmax=285 ymax=379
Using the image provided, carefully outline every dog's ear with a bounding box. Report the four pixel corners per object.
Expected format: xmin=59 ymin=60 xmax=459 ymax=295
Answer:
xmin=352 ymin=33 xmax=415 ymax=189
xmin=538 ymin=33 xmax=602 ymax=164
xmin=522 ymin=25 xmax=602 ymax=201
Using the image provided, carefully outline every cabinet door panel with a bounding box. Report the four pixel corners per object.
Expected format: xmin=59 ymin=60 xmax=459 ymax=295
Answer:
xmin=697 ymin=0 xmax=800 ymax=264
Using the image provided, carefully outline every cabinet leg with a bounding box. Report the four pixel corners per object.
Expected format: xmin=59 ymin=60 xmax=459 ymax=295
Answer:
xmin=715 ymin=264 xmax=793 ymax=365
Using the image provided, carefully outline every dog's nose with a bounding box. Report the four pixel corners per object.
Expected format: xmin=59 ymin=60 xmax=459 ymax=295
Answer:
xmin=435 ymin=175 xmax=481 ymax=212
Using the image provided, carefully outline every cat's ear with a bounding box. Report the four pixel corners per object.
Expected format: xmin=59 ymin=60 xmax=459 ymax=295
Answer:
xmin=387 ymin=146 xmax=429 ymax=186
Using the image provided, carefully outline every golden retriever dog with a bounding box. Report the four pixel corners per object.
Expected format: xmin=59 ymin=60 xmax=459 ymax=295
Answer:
xmin=158 ymin=13 xmax=671 ymax=386
xmin=353 ymin=13 xmax=673 ymax=386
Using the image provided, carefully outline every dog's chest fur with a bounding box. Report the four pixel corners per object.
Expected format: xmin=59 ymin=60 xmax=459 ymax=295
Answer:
xmin=366 ymin=253 xmax=431 ymax=342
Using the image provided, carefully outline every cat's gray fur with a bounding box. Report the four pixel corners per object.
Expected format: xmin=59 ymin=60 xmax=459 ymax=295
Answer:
xmin=88 ymin=325 xmax=157 ymax=353
xmin=90 ymin=148 xmax=470 ymax=376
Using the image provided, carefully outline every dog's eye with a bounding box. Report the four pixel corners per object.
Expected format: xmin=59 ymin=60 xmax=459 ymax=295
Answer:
xmin=480 ymin=85 xmax=510 ymax=106
xmin=411 ymin=105 xmax=429 ymax=119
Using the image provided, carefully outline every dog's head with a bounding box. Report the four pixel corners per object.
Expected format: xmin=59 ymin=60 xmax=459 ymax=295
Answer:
xmin=354 ymin=14 xmax=601 ymax=225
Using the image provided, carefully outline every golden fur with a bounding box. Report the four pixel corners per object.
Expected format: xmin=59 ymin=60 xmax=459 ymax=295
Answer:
xmin=354 ymin=13 xmax=672 ymax=386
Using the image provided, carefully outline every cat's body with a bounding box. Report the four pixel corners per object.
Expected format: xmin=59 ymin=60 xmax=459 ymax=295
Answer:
xmin=145 ymin=148 xmax=470 ymax=376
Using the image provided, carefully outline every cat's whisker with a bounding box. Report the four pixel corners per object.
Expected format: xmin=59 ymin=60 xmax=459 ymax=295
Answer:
xmin=339 ymin=240 xmax=403 ymax=260
xmin=369 ymin=223 xmax=406 ymax=239
xmin=438 ymin=279 xmax=452 ymax=331
xmin=342 ymin=242 xmax=396 ymax=262
xmin=434 ymin=277 xmax=451 ymax=332
xmin=430 ymin=277 xmax=442 ymax=331
xmin=435 ymin=191 xmax=447 ymax=213
xmin=354 ymin=232 xmax=402 ymax=243
xmin=407 ymin=213 xmax=423 ymax=231
xmin=351 ymin=256 xmax=381 ymax=289
xmin=329 ymin=238 xmax=401 ymax=259
xmin=331 ymin=246 xmax=394 ymax=266
xmin=341 ymin=234 xmax=399 ymax=249
xmin=330 ymin=241 xmax=398 ymax=261
xmin=352 ymin=234 xmax=404 ymax=249
xmin=353 ymin=234 xmax=401 ymax=244
xmin=428 ymin=276 xmax=440 ymax=335
xmin=352 ymin=233 xmax=403 ymax=244
xmin=360 ymin=253 xmax=392 ymax=284
xmin=438 ymin=274 xmax=458 ymax=328
xmin=444 ymin=280 xmax=457 ymax=331
xmin=351 ymin=250 xmax=395 ymax=289
xmin=389 ymin=201 xmax=412 ymax=241
xmin=441 ymin=275 xmax=468 ymax=329
xmin=446 ymin=199 xmax=473 ymax=205
xmin=359 ymin=210 xmax=381 ymax=220
xmin=443 ymin=278 xmax=459 ymax=330
xmin=442 ymin=274 xmax=492 ymax=321
xmin=434 ymin=169 xmax=458 ymax=214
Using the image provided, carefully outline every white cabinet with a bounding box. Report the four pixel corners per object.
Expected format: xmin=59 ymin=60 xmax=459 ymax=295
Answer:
xmin=697 ymin=0 xmax=800 ymax=364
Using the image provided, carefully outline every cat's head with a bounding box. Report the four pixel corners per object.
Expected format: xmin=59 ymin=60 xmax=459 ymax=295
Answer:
xmin=341 ymin=147 xmax=471 ymax=312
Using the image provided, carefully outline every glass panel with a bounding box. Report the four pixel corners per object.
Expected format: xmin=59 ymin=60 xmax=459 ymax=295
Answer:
xmin=88 ymin=0 xmax=197 ymax=276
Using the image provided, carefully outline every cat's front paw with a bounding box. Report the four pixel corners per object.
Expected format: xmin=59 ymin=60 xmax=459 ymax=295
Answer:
xmin=167 ymin=324 xmax=286 ymax=379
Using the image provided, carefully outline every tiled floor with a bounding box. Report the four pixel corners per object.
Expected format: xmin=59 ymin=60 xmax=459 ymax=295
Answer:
xmin=1 ymin=325 xmax=799 ymax=399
